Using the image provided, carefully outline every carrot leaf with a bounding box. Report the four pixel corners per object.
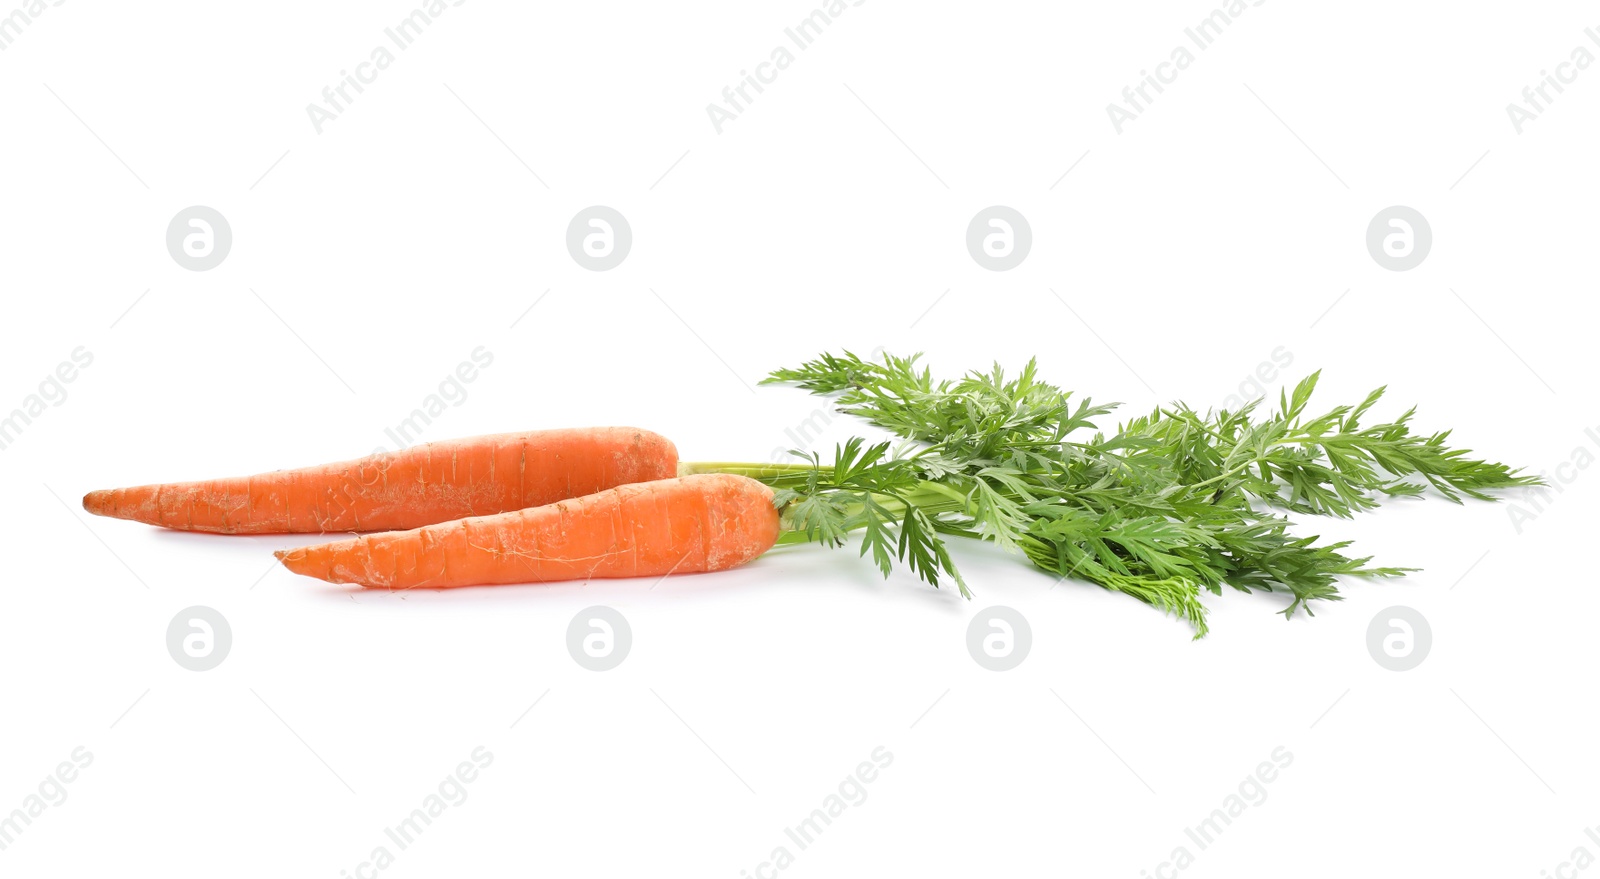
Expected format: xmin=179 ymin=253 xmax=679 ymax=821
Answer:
xmin=747 ymin=350 xmax=1538 ymax=636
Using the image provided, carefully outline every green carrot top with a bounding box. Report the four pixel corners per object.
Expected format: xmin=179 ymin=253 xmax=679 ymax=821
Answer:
xmin=687 ymin=351 xmax=1539 ymax=638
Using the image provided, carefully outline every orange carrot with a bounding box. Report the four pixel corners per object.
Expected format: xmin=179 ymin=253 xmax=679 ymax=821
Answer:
xmin=275 ymin=473 xmax=779 ymax=589
xmin=83 ymin=427 xmax=678 ymax=534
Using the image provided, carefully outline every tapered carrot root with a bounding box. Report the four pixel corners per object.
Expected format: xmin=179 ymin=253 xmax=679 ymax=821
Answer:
xmin=275 ymin=474 xmax=779 ymax=589
xmin=83 ymin=427 xmax=678 ymax=534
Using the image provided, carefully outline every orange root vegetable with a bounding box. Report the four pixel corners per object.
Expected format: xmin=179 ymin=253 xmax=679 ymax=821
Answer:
xmin=83 ymin=427 xmax=678 ymax=534
xmin=275 ymin=473 xmax=779 ymax=589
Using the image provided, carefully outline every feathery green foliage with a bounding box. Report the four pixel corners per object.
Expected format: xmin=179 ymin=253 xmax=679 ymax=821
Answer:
xmin=736 ymin=351 xmax=1537 ymax=636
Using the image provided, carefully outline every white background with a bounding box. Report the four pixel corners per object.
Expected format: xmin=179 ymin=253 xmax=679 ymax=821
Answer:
xmin=3 ymin=1 xmax=1597 ymax=876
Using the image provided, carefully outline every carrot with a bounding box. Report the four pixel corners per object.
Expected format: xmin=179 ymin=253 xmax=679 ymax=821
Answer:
xmin=83 ymin=427 xmax=678 ymax=534
xmin=274 ymin=473 xmax=779 ymax=589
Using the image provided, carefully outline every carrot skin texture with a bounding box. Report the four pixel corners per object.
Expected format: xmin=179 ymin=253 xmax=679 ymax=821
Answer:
xmin=82 ymin=428 xmax=678 ymax=534
xmin=275 ymin=474 xmax=780 ymax=589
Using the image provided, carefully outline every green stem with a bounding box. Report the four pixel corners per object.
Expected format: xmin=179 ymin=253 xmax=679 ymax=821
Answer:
xmin=678 ymin=461 xmax=820 ymax=479
xmin=1184 ymin=437 xmax=1303 ymax=493
xmin=914 ymin=480 xmax=971 ymax=507
xmin=682 ymin=461 xmax=974 ymax=540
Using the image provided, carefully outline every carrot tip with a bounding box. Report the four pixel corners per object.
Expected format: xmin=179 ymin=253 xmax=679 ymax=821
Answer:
xmin=83 ymin=490 xmax=108 ymax=515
